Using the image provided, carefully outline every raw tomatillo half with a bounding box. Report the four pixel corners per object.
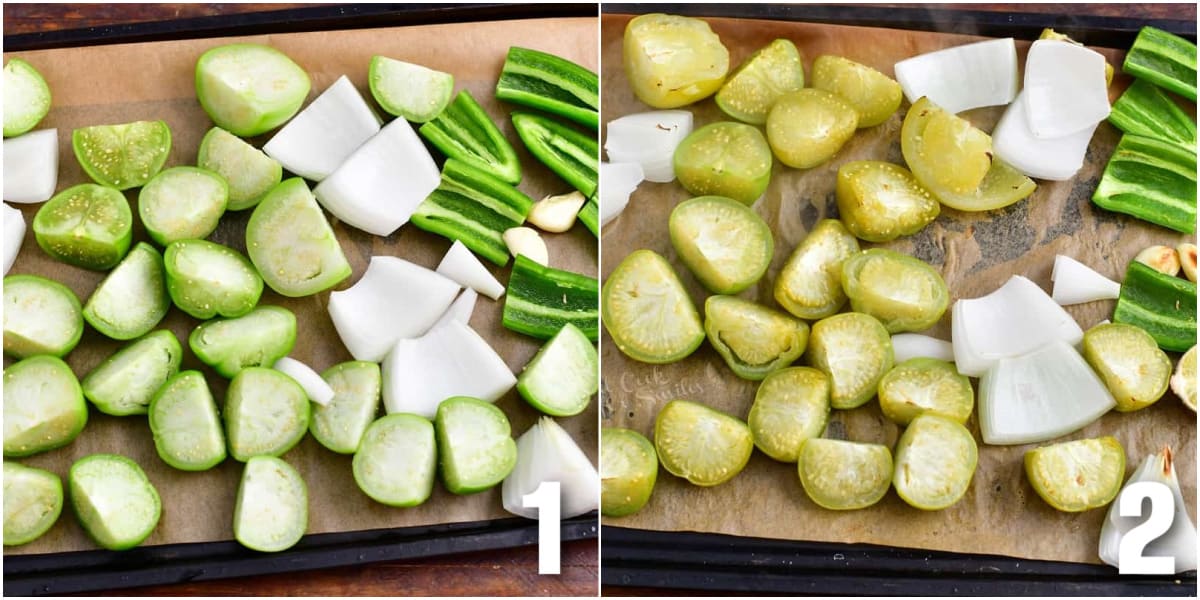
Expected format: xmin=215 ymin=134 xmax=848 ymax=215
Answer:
xmin=841 ymin=248 xmax=949 ymax=334
xmin=654 ymin=399 xmax=753 ymax=487
xmin=623 ymin=13 xmax=729 ymax=109
xmin=3 ymin=461 xmax=62 ymax=546
xmin=602 ymin=249 xmax=704 ymax=364
xmin=798 ymin=438 xmax=893 ymax=510
xmin=3 ymin=274 xmax=83 ymax=359
xmin=669 ymin=195 xmax=773 ymax=294
xmin=246 ymin=177 xmax=351 ymax=298
xmin=600 ymin=427 xmax=658 ymax=517
xmin=164 ymin=239 xmax=263 ymax=320
xmin=4 ymin=355 xmax=87 ymax=458
xmin=137 ymin=166 xmax=228 ymax=246
xmin=72 ymin=120 xmax=171 ymax=190
xmin=195 ymin=44 xmax=311 ymax=137
xmin=806 ymin=312 xmax=893 ymax=409
xmin=774 ymin=219 xmax=860 ymax=320
xmin=33 ymin=183 xmax=132 ymax=270
xmin=715 ymin=39 xmax=805 ymax=125
xmin=748 ymin=367 xmax=830 ymax=462
xmin=673 ymin=123 xmax=773 ymax=206
xmin=197 ymin=127 xmax=283 ymax=211
xmin=704 ymin=295 xmax=809 ymax=381
xmin=82 ymin=242 xmax=170 ymax=341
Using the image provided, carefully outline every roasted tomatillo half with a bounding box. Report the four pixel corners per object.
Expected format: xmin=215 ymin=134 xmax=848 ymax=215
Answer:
xmin=601 ymin=427 xmax=658 ymax=517
xmin=602 ymin=249 xmax=704 ymax=364
xmin=892 ymin=414 xmax=977 ymax=510
xmin=766 ymin=89 xmax=858 ymax=169
xmin=774 ymin=219 xmax=860 ymax=320
xmin=1082 ymin=322 xmax=1171 ymax=412
xmin=799 ymin=438 xmax=893 ymax=510
xmin=878 ymin=358 xmax=973 ymax=426
xmin=806 ymin=312 xmax=893 ymax=409
xmin=810 ymin=55 xmax=903 ymax=128
xmin=670 ymin=195 xmax=773 ymax=294
xmin=673 ymin=123 xmax=773 ymax=206
xmin=748 ymin=367 xmax=830 ymax=462
xmin=715 ymin=39 xmax=805 ymax=125
xmin=841 ymin=248 xmax=949 ymax=334
xmin=704 ymin=295 xmax=809 ymax=381
xmin=654 ymin=399 xmax=753 ymax=487
xmin=1024 ymin=436 xmax=1125 ymax=512
xmin=836 ymin=160 xmax=939 ymax=242
xmin=623 ymin=13 xmax=729 ymax=109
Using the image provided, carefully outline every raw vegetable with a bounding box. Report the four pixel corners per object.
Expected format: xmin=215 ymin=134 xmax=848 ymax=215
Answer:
xmin=747 ymin=367 xmax=830 ymax=462
xmin=774 ymin=219 xmax=860 ymax=320
xmin=138 ymin=166 xmax=229 ymax=245
xmin=33 ymin=183 xmax=132 ymax=270
xmin=81 ymin=330 xmax=183 ymax=417
xmin=512 ymin=111 xmax=598 ymax=197
xmin=72 ymin=120 xmax=171 ymax=190
xmin=1099 ymin=446 xmax=1198 ymax=573
xmin=313 ymin=116 xmax=441 ymax=237
xmin=766 ymin=89 xmax=858 ymax=169
xmin=993 ymin=92 xmax=1098 ymax=181
xmin=1123 ymin=26 xmax=1197 ymax=101
xmin=810 ymin=55 xmax=903 ymax=128
xmin=433 ymin=288 xmax=477 ymax=330
xmin=1108 ymin=78 xmax=1197 ymax=147
xmin=368 ymin=55 xmax=454 ymax=123
xmin=799 ymin=439 xmax=893 ymax=511
xmin=3 ymin=274 xmax=83 ymax=359
xmin=840 ymin=248 xmax=949 ymax=334
xmin=69 ymin=454 xmax=161 ymax=550
xmin=2 ymin=203 xmax=23 ymax=274
xmin=274 ymin=357 xmax=334 ymax=406
xmin=148 ymin=370 xmax=227 ymax=471
xmin=604 ymin=110 xmax=693 ymax=183
xmin=1173 ymin=345 xmax=1196 ymax=411
xmin=420 ymin=89 xmax=521 ymax=184
xmin=1039 ymin=28 xmax=1115 ymax=86
xmin=1022 ymin=39 xmax=1111 ymax=139
xmin=310 ymin=361 xmax=381 ymax=454
xmin=599 ymin=161 xmax=643 ymax=226
xmin=3 ymin=128 xmax=58 ymax=202
xmin=893 ymin=38 xmax=1018 ymax=114
xmin=1113 ymin=261 xmax=1197 ymax=352
xmin=195 ymin=43 xmax=311 ymax=137
xmin=436 ymin=396 xmax=517 ymax=494
xmin=1181 ymin=243 xmax=1198 ymax=281
xmin=805 ymin=312 xmax=894 ymax=410
xmin=715 ymin=39 xmax=805 ymax=125
xmin=353 ymin=414 xmax=436 ymax=506
xmin=528 ymin=190 xmax=586 ymax=233
xmin=189 ymin=305 xmax=297 ymax=378
xmin=1050 ymin=254 xmax=1121 ymax=305
xmin=495 ymin=46 xmax=599 ymax=130
xmin=3 ymin=58 xmax=51 ymax=138
xmin=600 ymin=428 xmax=658 ymax=517
xmin=233 ymin=455 xmax=307 ymax=552
xmin=517 ymin=323 xmax=598 ymax=417
xmin=503 ymin=417 xmax=600 ymax=519
xmin=3 ymin=462 xmax=62 ymax=546
xmin=890 ymin=333 xmax=954 ymax=364
xmin=1025 ymin=436 xmax=1125 ymax=512
xmin=1134 ymin=245 xmax=1181 ymax=276
xmin=579 ymin=196 xmax=599 ymax=236
xmin=246 ymin=177 xmax=351 ymax=297
xmin=436 ymin=240 xmax=505 ymax=300
xmin=381 ymin=320 xmax=516 ymax=418
xmin=163 ymin=239 xmax=263 ymax=319
xmin=602 ymin=249 xmax=703 ymax=363
xmin=952 ymin=275 xmax=1084 ymax=377
xmin=704 ymin=295 xmax=809 ymax=381
xmin=83 ymin=242 xmax=169 ymax=340
xmin=836 ymin=161 xmax=939 ymax=242
xmin=1092 ymin=134 xmax=1197 ymax=234
xmin=891 ymin=414 xmax=977 ymax=511
xmin=263 ymin=75 xmax=382 ymax=181
xmin=327 ymin=256 xmax=460 ymax=362
xmin=503 ymin=227 xmax=548 ymax=266
xmin=654 ymin=400 xmax=752 ymax=487
xmin=673 ymin=122 xmax=773 ymax=205
xmin=669 ymin=195 xmax=773 ymax=293
xmin=502 ymin=254 xmax=599 ymax=341
xmin=622 ymin=13 xmax=729 ymax=109
xmin=878 ymin=358 xmax=973 ymax=426
xmin=3 ymin=355 xmax=87 ymax=457
xmin=978 ymin=341 xmax=1116 ymax=445
xmin=197 ymin=127 xmax=283 ymax=211
xmin=413 ymin=159 xmax=535 ymax=266
xmin=224 ymin=367 xmax=311 ymax=461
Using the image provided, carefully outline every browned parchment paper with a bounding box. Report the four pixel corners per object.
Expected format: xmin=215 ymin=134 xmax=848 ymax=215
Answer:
xmin=4 ymin=16 xmax=598 ymax=556
xmin=600 ymin=14 xmax=1196 ymax=565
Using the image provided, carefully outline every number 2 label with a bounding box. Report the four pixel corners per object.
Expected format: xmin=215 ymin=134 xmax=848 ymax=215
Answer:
xmin=523 ymin=481 xmax=561 ymax=575
xmin=1117 ymin=481 xmax=1175 ymax=575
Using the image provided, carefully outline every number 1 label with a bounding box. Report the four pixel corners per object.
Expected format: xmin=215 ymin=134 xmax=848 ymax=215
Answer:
xmin=523 ymin=481 xmax=561 ymax=575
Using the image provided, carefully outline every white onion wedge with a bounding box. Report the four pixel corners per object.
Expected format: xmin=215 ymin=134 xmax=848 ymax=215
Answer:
xmin=263 ymin=76 xmax=381 ymax=182
xmin=381 ymin=319 xmax=515 ymax=418
xmin=993 ymin=92 xmax=1098 ymax=181
xmin=1050 ymin=254 xmax=1121 ymax=305
xmin=3 ymin=129 xmax=58 ymax=203
xmin=274 ymin=356 xmax=335 ymax=406
xmin=604 ymin=110 xmax=693 ymax=183
xmin=891 ymin=333 xmax=955 ymax=364
xmin=894 ymin=38 xmax=1018 ymax=114
xmin=436 ymin=240 xmax=505 ymax=300
xmin=328 ymin=256 xmax=460 ymax=362
xmin=599 ymin=161 xmax=644 ymax=227
xmin=432 ymin=288 xmax=478 ymax=330
xmin=1100 ymin=446 xmax=1198 ymax=573
xmin=313 ymin=117 xmax=440 ymax=236
xmin=1023 ymin=40 xmax=1111 ymax=139
xmin=952 ymin=275 xmax=1084 ymax=377
xmin=3 ymin=203 xmax=25 ymax=274
xmin=978 ymin=341 xmax=1115 ymax=445
xmin=502 ymin=417 xmax=600 ymax=520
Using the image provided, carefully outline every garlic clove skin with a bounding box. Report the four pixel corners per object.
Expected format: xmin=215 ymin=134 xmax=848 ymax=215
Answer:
xmin=503 ymin=227 xmax=549 ymax=266
xmin=527 ymin=191 xmax=586 ymax=233
xmin=1098 ymin=446 xmax=1198 ymax=573
xmin=1134 ymin=245 xmax=1181 ymax=277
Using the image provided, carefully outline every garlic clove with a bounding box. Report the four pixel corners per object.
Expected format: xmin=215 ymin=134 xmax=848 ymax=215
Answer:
xmin=1134 ymin=245 xmax=1181 ymax=277
xmin=503 ymin=227 xmax=548 ymax=266
xmin=1171 ymin=345 xmax=1196 ymax=412
xmin=527 ymin=191 xmax=586 ymax=233
xmin=1098 ymin=446 xmax=1198 ymax=573
xmin=1178 ymin=243 xmax=1196 ymax=282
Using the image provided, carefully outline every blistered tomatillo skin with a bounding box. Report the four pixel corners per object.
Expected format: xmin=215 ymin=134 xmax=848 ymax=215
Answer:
xmin=715 ymin=38 xmax=805 ymax=125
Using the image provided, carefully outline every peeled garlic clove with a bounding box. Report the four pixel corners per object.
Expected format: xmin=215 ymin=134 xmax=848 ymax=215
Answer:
xmin=503 ymin=227 xmax=548 ymax=266
xmin=527 ymin=191 xmax=586 ymax=233
xmin=1098 ymin=446 xmax=1198 ymax=573
xmin=1178 ymin=243 xmax=1196 ymax=282
xmin=1134 ymin=245 xmax=1181 ymax=277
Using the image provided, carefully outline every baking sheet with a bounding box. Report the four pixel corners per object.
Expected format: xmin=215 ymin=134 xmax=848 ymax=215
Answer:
xmin=599 ymin=13 xmax=1196 ymax=565
xmin=4 ymin=16 xmax=599 ymax=556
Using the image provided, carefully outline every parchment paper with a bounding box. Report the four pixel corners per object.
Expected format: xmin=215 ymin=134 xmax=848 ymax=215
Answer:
xmin=4 ymin=16 xmax=598 ymax=556
xmin=600 ymin=14 xmax=1196 ymax=565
